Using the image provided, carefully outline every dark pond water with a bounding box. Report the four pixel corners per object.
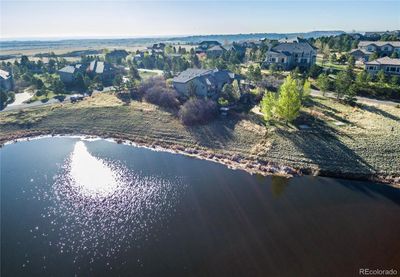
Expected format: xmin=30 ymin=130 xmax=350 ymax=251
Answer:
xmin=1 ymin=137 xmax=399 ymax=277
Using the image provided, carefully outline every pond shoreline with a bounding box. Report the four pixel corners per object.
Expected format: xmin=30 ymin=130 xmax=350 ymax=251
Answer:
xmin=1 ymin=129 xmax=399 ymax=188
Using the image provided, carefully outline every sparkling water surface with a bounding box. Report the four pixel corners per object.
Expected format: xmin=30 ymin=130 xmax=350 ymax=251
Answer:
xmin=1 ymin=137 xmax=399 ymax=276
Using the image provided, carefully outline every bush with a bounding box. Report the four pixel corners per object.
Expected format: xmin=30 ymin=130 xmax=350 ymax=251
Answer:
xmin=179 ymin=98 xmax=218 ymax=125
xmin=143 ymin=85 xmax=179 ymax=109
xmin=137 ymin=76 xmax=166 ymax=100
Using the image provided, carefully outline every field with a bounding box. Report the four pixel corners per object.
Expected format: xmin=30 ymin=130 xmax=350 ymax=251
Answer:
xmin=1 ymin=93 xmax=399 ymax=184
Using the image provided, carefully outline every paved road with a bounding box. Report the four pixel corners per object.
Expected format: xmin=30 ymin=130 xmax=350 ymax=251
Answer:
xmin=310 ymin=89 xmax=399 ymax=107
xmin=1 ymin=87 xmax=114 ymax=112
xmin=2 ymin=96 xmax=71 ymax=112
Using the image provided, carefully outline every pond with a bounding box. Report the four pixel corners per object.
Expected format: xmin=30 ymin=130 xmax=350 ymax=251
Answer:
xmin=1 ymin=137 xmax=399 ymax=276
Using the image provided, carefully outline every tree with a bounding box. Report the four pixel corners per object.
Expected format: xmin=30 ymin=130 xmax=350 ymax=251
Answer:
xmin=317 ymin=73 xmax=330 ymax=95
xmin=129 ymin=64 xmax=141 ymax=80
xmin=275 ymin=75 xmax=302 ymax=124
xmin=335 ymin=71 xmax=352 ymax=99
xmin=369 ymin=52 xmax=379 ymax=61
xmin=390 ymin=75 xmax=399 ymax=86
xmin=0 ymin=89 xmax=8 ymax=109
xmin=260 ymin=91 xmax=277 ymax=121
xmin=113 ymin=74 xmax=124 ymax=93
xmin=35 ymin=78 xmax=44 ymax=89
xmin=301 ymin=80 xmax=311 ymax=102
xmin=308 ymin=64 xmax=322 ymax=78
xmin=330 ymin=53 xmax=337 ymax=63
xmin=377 ymin=70 xmax=386 ymax=84
xmin=390 ymin=51 xmax=399 ymax=59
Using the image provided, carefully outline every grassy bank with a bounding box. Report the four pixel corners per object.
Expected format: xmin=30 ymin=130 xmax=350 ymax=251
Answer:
xmin=1 ymin=93 xmax=399 ymax=185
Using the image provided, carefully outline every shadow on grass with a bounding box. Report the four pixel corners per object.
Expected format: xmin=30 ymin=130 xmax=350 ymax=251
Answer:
xmin=277 ymin=112 xmax=374 ymax=176
xmin=358 ymin=104 xmax=400 ymax=122
xmin=187 ymin=112 xmax=262 ymax=149
xmin=307 ymin=98 xmax=353 ymax=125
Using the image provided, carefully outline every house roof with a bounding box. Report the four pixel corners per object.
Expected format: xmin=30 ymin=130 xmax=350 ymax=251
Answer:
xmin=272 ymin=42 xmax=316 ymax=53
xmin=358 ymin=41 xmax=400 ymax=48
xmin=173 ymin=68 xmax=238 ymax=84
xmin=278 ymin=36 xmax=307 ymax=43
xmin=0 ymin=69 xmax=11 ymax=79
xmin=59 ymin=65 xmax=76 ymax=74
xmin=366 ymin=57 xmax=400 ymax=66
xmin=207 ymin=45 xmax=225 ymax=52
xmin=350 ymin=49 xmax=373 ymax=55
xmin=95 ymin=62 xmax=105 ymax=74
xmin=172 ymin=69 xmax=212 ymax=83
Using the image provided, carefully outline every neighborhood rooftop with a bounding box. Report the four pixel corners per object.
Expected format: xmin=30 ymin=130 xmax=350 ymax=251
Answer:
xmin=358 ymin=41 xmax=400 ymax=47
xmin=365 ymin=57 xmax=400 ymax=66
xmin=172 ymin=69 xmax=212 ymax=83
xmin=0 ymin=69 xmax=11 ymax=79
xmin=59 ymin=65 xmax=77 ymax=74
xmin=272 ymin=42 xmax=316 ymax=53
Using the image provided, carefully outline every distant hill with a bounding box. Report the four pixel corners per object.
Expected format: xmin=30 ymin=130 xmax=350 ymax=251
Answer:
xmin=0 ymin=31 xmax=345 ymax=52
xmin=168 ymin=31 xmax=345 ymax=43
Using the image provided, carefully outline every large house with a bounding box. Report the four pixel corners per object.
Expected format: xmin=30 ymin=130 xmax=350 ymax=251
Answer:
xmin=105 ymin=50 xmax=129 ymax=62
xmin=58 ymin=64 xmax=85 ymax=84
xmin=88 ymin=60 xmax=115 ymax=84
xmin=365 ymin=57 xmax=400 ymax=76
xmin=206 ymin=45 xmax=226 ymax=58
xmin=0 ymin=69 xmax=14 ymax=92
xmin=263 ymin=38 xmax=317 ymax=70
xmin=358 ymin=41 xmax=400 ymax=57
xmin=349 ymin=49 xmax=373 ymax=62
xmin=172 ymin=68 xmax=240 ymax=99
xmin=195 ymin=40 xmax=225 ymax=54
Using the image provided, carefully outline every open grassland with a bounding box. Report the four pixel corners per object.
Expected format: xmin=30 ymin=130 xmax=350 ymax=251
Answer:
xmin=1 ymin=93 xmax=399 ymax=184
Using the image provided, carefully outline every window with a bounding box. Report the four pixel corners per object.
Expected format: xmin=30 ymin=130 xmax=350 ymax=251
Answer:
xmin=390 ymin=67 xmax=396 ymax=72
xmin=281 ymin=58 xmax=285 ymax=63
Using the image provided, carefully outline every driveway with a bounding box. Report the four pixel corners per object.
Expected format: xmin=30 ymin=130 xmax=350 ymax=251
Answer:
xmin=7 ymin=91 xmax=34 ymax=107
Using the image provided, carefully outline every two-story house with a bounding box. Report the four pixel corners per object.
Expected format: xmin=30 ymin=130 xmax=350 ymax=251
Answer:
xmin=365 ymin=57 xmax=400 ymax=76
xmin=263 ymin=39 xmax=317 ymax=70
xmin=358 ymin=41 xmax=400 ymax=57
xmin=172 ymin=68 xmax=240 ymax=99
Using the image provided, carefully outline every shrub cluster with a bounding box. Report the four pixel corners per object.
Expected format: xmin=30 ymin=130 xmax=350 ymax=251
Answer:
xmin=138 ymin=77 xmax=180 ymax=109
xmin=179 ymin=98 xmax=218 ymax=125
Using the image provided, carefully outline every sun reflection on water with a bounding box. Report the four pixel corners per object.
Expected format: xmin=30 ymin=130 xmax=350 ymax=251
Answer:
xmin=37 ymin=140 xmax=185 ymax=266
xmin=69 ymin=141 xmax=119 ymax=198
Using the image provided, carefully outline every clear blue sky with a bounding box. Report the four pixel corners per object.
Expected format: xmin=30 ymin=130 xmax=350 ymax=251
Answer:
xmin=1 ymin=0 xmax=399 ymax=39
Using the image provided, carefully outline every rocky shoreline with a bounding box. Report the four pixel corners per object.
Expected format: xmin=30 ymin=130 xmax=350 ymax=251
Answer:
xmin=1 ymin=129 xmax=399 ymax=188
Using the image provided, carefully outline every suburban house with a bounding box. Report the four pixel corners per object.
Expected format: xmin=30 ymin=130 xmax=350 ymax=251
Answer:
xmin=87 ymin=60 xmax=115 ymax=84
xmin=147 ymin=43 xmax=166 ymax=54
xmin=105 ymin=50 xmax=129 ymax=62
xmin=195 ymin=41 xmax=223 ymax=55
xmin=349 ymin=49 xmax=373 ymax=62
xmin=206 ymin=45 xmax=226 ymax=58
xmin=0 ymin=69 xmax=14 ymax=92
xmin=364 ymin=30 xmax=400 ymax=39
xmin=58 ymin=64 xmax=85 ymax=84
xmin=358 ymin=41 xmax=400 ymax=57
xmin=278 ymin=36 xmax=308 ymax=43
xmin=365 ymin=57 xmax=400 ymax=75
xmin=263 ymin=38 xmax=317 ymax=70
xmin=172 ymin=68 xmax=240 ymax=99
